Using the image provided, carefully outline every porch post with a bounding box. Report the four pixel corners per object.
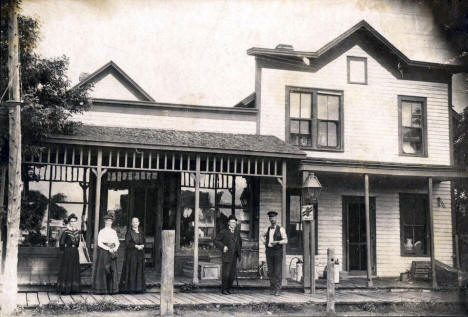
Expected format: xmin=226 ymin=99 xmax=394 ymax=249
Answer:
xmin=193 ymin=155 xmax=200 ymax=285
xmin=428 ymin=177 xmax=437 ymax=290
xmin=281 ymin=160 xmax=287 ymax=286
xmin=364 ymin=174 xmax=373 ymax=287
xmin=91 ymin=149 xmax=105 ymax=282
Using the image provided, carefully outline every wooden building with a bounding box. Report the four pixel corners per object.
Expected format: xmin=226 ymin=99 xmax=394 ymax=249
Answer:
xmin=16 ymin=20 xmax=468 ymax=284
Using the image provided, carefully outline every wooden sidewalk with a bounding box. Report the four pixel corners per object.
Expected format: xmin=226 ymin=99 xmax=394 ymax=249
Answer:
xmin=14 ymin=289 xmax=461 ymax=309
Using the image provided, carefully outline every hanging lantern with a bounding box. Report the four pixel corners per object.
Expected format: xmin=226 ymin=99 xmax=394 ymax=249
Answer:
xmin=301 ymin=172 xmax=322 ymax=206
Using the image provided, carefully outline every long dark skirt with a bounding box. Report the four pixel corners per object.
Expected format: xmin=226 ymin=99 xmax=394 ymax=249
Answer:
xmin=119 ymin=248 xmax=146 ymax=293
xmin=56 ymin=247 xmax=80 ymax=294
xmin=93 ymin=248 xmax=119 ymax=294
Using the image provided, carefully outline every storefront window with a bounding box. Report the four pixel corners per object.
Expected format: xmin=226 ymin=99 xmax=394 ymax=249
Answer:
xmin=108 ymin=189 xmax=129 ymax=240
xmin=178 ymin=174 xmax=251 ymax=250
xmin=22 ymin=165 xmax=89 ymax=247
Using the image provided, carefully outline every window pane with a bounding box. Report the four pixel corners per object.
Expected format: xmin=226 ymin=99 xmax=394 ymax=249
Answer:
xmin=300 ymin=93 xmax=311 ymax=118
xmin=317 ymin=94 xmax=328 ymax=119
xmin=290 ymin=134 xmax=299 ymax=145
xmin=290 ymin=120 xmax=299 ymax=134
xmin=411 ymin=103 xmax=422 ymax=127
xmin=402 ymin=127 xmax=422 ymax=154
xmin=328 ymin=96 xmax=340 ymax=121
xmin=413 ymin=227 xmax=427 ymax=255
xmin=290 ymin=93 xmax=300 ymax=117
xmin=51 ymin=182 xmax=86 ymax=203
xmin=318 ymin=121 xmax=327 ymax=146
xmin=327 ymin=122 xmax=337 ymax=147
xmin=349 ymin=59 xmax=366 ymax=83
xmin=299 ymin=135 xmax=311 ymax=146
xmin=300 ymin=120 xmax=310 ymax=134
xmin=401 ymin=102 xmax=412 ymax=127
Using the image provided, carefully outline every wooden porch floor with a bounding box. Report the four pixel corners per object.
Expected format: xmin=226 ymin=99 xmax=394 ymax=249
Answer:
xmin=13 ymin=267 xmax=434 ymax=291
xmin=12 ymin=288 xmax=461 ymax=309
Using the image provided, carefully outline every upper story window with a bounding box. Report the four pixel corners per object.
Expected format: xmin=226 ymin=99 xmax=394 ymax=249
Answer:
xmin=347 ymin=56 xmax=367 ymax=85
xmin=287 ymin=86 xmax=343 ymax=151
xmin=398 ymin=96 xmax=427 ymax=157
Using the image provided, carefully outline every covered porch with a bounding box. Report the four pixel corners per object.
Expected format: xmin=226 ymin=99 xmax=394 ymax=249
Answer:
xmin=11 ymin=125 xmax=305 ymax=286
xmin=297 ymin=158 xmax=468 ymax=288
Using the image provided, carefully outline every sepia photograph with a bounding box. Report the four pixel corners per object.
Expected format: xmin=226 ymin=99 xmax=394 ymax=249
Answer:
xmin=1 ymin=0 xmax=468 ymax=316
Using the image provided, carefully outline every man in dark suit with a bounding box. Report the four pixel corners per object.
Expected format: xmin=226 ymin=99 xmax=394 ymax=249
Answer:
xmin=214 ymin=214 xmax=242 ymax=295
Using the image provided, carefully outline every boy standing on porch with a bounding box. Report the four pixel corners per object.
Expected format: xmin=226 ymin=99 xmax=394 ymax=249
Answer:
xmin=262 ymin=211 xmax=288 ymax=296
xmin=214 ymin=215 xmax=242 ymax=295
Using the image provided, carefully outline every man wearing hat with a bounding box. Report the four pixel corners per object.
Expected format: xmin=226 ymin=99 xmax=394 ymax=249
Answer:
xmin=262 ymin=210 xmax=288 ymax=296
xmin=214 ymin=214 xmax=242 ymax=295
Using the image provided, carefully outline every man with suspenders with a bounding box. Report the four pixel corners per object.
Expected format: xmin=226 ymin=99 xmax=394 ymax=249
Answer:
xmin=262 ymin=211 xmax=288 ymax=296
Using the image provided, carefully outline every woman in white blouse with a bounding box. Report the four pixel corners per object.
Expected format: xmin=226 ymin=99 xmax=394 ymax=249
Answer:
xmin=92 ymin=213 xmax=120 ymax=294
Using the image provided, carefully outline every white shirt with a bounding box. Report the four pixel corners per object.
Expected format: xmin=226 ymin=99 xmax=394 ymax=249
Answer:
xmin=97 ymin=227 xmax=120 ymax=251
xmin=262 ymin=225 xmax=288 ymax=247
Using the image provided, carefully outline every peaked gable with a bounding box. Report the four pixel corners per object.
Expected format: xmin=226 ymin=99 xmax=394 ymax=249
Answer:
xmin=248 ymin=20 xmax=467 ymax=82
xmin=72 ymin=61 xmax=154 ymax=102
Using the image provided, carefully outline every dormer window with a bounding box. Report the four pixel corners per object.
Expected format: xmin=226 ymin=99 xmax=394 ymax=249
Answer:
xmin=347 ymin=56 xmax=367 ymax=85
xmin=286 ymin=86 xmax=343 ymax=151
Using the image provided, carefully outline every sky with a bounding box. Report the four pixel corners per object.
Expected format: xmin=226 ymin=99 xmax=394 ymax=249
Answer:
xmin=21 ymin=0 xmax=465 ymax=110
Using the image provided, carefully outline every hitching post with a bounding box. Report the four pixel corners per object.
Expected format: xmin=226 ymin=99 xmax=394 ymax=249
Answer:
xmin=327 ymin=248 xmax=336 ymax=316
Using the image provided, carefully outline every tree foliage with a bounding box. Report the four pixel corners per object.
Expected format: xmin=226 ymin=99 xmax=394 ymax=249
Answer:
xmin=0 ymin=1 xmax=93 ymax=163
xmin=454 ymin=107 xmax=468 ymax=235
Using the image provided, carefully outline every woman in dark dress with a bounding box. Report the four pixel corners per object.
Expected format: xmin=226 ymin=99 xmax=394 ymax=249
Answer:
xmin=92 ymin=213 xmax=120 ymax=294
xmin=119 ymin=217 xmax=146 ymax=293
xmin=56 ymin=214 xmax=81 ymax=294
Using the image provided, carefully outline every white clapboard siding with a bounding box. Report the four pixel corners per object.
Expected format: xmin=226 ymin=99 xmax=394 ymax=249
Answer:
xmin=260 ymin=45 xmax=450 ymax=166
xmin=73 ymin=111 xmax=257 ymax=134
xmin=258 ymin=178 xmax=282 ymax=264
xmin=260 ymin=177 xmax=454 ymax=278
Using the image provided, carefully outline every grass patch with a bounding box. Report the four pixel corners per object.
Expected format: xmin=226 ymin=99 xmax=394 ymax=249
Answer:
xmin=32 ymin=300 xmax=155 ymax=315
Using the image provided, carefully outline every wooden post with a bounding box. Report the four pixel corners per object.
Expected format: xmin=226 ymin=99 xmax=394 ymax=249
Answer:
xmin=91 ymin=149 xmax=104 ymax=283
xmin=161 ymin=230 xmax=175 ymax=316
xmin=428 ymin=177 xmax=437 ymax=290
xmin=0 ymin=165 xmax=6 ymax=273
xmin=302 ymin=220 xmax=311 ymax=293
xmin=281 ymin=160 xmax=287 ymax=286
xmin=327 ymin=248 xmax=336 ymax=316
xmin=193 ymin=155 xmax=200 ymax=285
xmin=45 ymin=167 xmax=53 ymax=246
xmin=155 ymin=174 xmax=164 ymax=270
xmin=364 ymin=174 xmax=373 ymax=287
xmin=175 ymin=179 xmax=181 ymax=252
xmin=310 ymin=218 xmax=315 ymax=294
xmin=2 ymin=2 xmax=22 ymax=314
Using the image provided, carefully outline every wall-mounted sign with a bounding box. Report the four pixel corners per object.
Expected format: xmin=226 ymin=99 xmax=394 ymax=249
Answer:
xmin=302 ymin=205 xmax=315 ymax=221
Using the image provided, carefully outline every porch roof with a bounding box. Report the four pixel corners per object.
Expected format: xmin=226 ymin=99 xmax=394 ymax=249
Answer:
xmin=300 ymin=158 xmax=468 ymax=180
xmin=47 ymin=125 xmax=306 ymax=159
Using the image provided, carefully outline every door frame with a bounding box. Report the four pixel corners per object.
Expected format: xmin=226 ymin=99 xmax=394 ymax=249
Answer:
xmin=342 ymin=196 xmax=377 ymax=275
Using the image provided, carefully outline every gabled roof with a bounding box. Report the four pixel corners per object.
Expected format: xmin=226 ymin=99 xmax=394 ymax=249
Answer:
xmin=233 ymin=92 xmax=256 ymax=108
xmin=72 ymin=61 xmax=155 ymax=102
xmin=48 ymin=125 xmax=306 ymax=159
xmin=247 ymin=20 xmax=468 ymax=75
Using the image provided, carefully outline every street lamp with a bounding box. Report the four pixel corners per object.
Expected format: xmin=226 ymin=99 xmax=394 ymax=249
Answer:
xmin=301 ymin=172 xmax=321 ymax=294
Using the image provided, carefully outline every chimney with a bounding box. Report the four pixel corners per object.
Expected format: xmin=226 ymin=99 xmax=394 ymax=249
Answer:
xmin=79 ymin=72 xmax=90 ymax=82
xmin=275 ymin=44 xmax=294 ymax=51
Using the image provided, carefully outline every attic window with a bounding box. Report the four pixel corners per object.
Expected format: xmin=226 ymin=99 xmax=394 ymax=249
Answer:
xmin=347 ymin=56 xmax=367 ymax=85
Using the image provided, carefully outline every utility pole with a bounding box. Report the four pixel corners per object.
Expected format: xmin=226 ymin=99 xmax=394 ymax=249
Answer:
xmin=2 ymin=0 xmax=23 ymax=315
